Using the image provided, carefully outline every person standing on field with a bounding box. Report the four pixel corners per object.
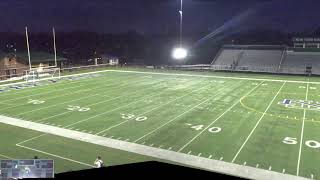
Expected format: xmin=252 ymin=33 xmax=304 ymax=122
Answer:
xmin=94 ymin=156 xmax=104 ymax=168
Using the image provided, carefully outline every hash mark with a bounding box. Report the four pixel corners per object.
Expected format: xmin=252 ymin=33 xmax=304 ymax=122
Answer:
xmin=150 ymin=144 xmax=154 ymax=147
xmin=269 ymin=166 xmax=272 ymax=170
xmin=117 ymin=137 xmax=122 ymax=140
xmin=256 ymin=164 xmax=259 ymax=168
xmin=187 ymin=151 xmax=192 ymax=154
xmin=125 ymin=139 xmax=130 ymax=141
xmin=198 ymin=153 xmax=202 ymax=157
xmin=311 ymin=174 xmax=314 ymax=179
xmin=185 ymin=123 xmax=192 ymax=126
xmin=220 ymin=157 xmax=223 ymax=160
xmin=159 ymin=145 xmax=163 ymax=148
xmin=168 ymin=147 xmax=172 ymax=150
xmin=142 ymin=142 xmax=146 ymax=145
xmin=209 ymin=155 xmax=212 ymax=159
xmin=282 ymin=169 xmax=285 ymax=173
xmin=243 ymin=162 xmax=246 ymax=165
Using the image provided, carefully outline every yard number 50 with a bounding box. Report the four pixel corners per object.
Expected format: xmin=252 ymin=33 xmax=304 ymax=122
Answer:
xmin=283 ymin=137 xmax=320 ymax=149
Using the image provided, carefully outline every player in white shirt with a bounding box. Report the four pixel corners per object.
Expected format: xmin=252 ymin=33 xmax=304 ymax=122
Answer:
xmin=94 ymin=156 xmax=104 ymax=168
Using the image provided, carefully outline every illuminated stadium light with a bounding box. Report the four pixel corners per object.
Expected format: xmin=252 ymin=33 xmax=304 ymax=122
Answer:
xmin=172 ymin=47 xmax=188 ymax=59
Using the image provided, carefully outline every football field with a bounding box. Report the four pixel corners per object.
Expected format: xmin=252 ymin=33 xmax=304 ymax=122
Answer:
xmin=0 ymin=68 xmax=319 ymax=179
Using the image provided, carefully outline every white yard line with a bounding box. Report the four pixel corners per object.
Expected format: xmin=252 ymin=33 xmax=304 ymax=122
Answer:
xmin=34 ymin=77 xmax=169 ymax=122
xmin=16 ymin=94 xmax=98 ymax=116
xmin=0 ymin=73 xmax=115 ymax=99
xmin=0 ymin=115 xmax=308 ymax=180
xmin=64 ymin=89 xmax=168 ymax=128
xmin=0 ymin=153 xmax=14 ymax=159
xmin=95 ymin=81 xmax=214 ymax=135
xmin=178 ymin=81 xmax=263 ymax=152
xmin=16 ymin=134 xmax=47 ymax=145
xmin=1 ymin=75 xmax=143 ymax=112
xmin=134 ymin=80 xmax=245 ymax=143
xmin=0 ymin=82 xmax=91 ymax=104
xmin=297 ymin=81 xmax=309 ymax=176
xmin=15 ymin=75 xmax=144 ymax=116
xmin=231 ymin=82 xmax=286 ymax=163
xmin=16 ymin=144 xmax=95 ymax=168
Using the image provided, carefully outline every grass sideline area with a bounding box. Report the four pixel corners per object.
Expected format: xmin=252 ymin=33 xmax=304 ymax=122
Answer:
xmin=0 ymin=65 xmax=318 ymax=86
xmin=0 ymin=123 xmax=165 ymax=173
xmin=0 ymin=68 xmax=319 ymax=179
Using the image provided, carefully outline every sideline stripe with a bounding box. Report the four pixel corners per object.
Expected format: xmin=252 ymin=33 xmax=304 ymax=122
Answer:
xmin=106 ymin=70 xmax=320 ymax=84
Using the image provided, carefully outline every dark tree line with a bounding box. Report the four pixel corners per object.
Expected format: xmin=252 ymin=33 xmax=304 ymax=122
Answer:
xmin=0 ymin=28 xmax=318 ymax=65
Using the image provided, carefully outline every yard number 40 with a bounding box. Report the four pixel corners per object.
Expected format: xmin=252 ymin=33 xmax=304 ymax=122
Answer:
xmin=283 ymin=137 xmax=320 ymax=149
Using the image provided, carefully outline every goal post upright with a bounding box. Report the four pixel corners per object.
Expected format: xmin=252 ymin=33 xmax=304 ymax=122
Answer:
xmin=23 ymin=27 xmax=61 ymax=83
xmin=53 ymin=27 xmax=57 ymax=68
xmin=25 ymin=26 xmax=32 ymax=70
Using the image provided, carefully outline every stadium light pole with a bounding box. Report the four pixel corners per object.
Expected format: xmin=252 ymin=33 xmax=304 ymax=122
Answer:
xmin=179 ymin=0 xmax=183 ymax=47
xmin=172 ymin=0 xmax=188 ymax=60
xmin=179 ymin=0 xmax=183 ymax=48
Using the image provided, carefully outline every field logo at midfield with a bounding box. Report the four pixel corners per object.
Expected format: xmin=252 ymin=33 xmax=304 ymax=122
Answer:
xmin=279 ymin=99 xmax=320 ymax=111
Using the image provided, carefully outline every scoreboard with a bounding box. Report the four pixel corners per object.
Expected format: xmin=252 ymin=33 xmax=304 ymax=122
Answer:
xmin=0 ymin=159 xmax=54 ymax=179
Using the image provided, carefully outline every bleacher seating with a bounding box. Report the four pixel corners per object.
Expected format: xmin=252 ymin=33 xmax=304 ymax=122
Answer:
xmin=211 ymin=45 xmax=320 ymax=75
xmin=237 ymin=50 xmax=283 ymax=67
xmin=212 ymin=49 xmax=243 ymax=66
xmin=281 ymin=51 xmax=320 ymax=74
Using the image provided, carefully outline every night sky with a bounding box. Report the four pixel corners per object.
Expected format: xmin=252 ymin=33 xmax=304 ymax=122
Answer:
xmin=0 ymin=0 xmax=319 ymax=34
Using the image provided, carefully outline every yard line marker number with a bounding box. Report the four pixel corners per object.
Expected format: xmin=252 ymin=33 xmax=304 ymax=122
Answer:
xmin=178 ymin=82 xmax=263 ymax=152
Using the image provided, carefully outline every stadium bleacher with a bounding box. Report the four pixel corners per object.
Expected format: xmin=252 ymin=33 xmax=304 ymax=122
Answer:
xmin=212 ymin=49 xmax=243 ymax=66
xmin=210 ymin=45 xmax=320 ymax=75
xmin=237 ymin=50 xmax=283 ymax=68
xmin=281 ymin=51 xmax=320 ymax=74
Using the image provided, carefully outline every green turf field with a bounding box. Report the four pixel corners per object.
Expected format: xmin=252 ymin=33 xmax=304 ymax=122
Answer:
xmin=0 ymin=68 xmax=319 ymax=179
